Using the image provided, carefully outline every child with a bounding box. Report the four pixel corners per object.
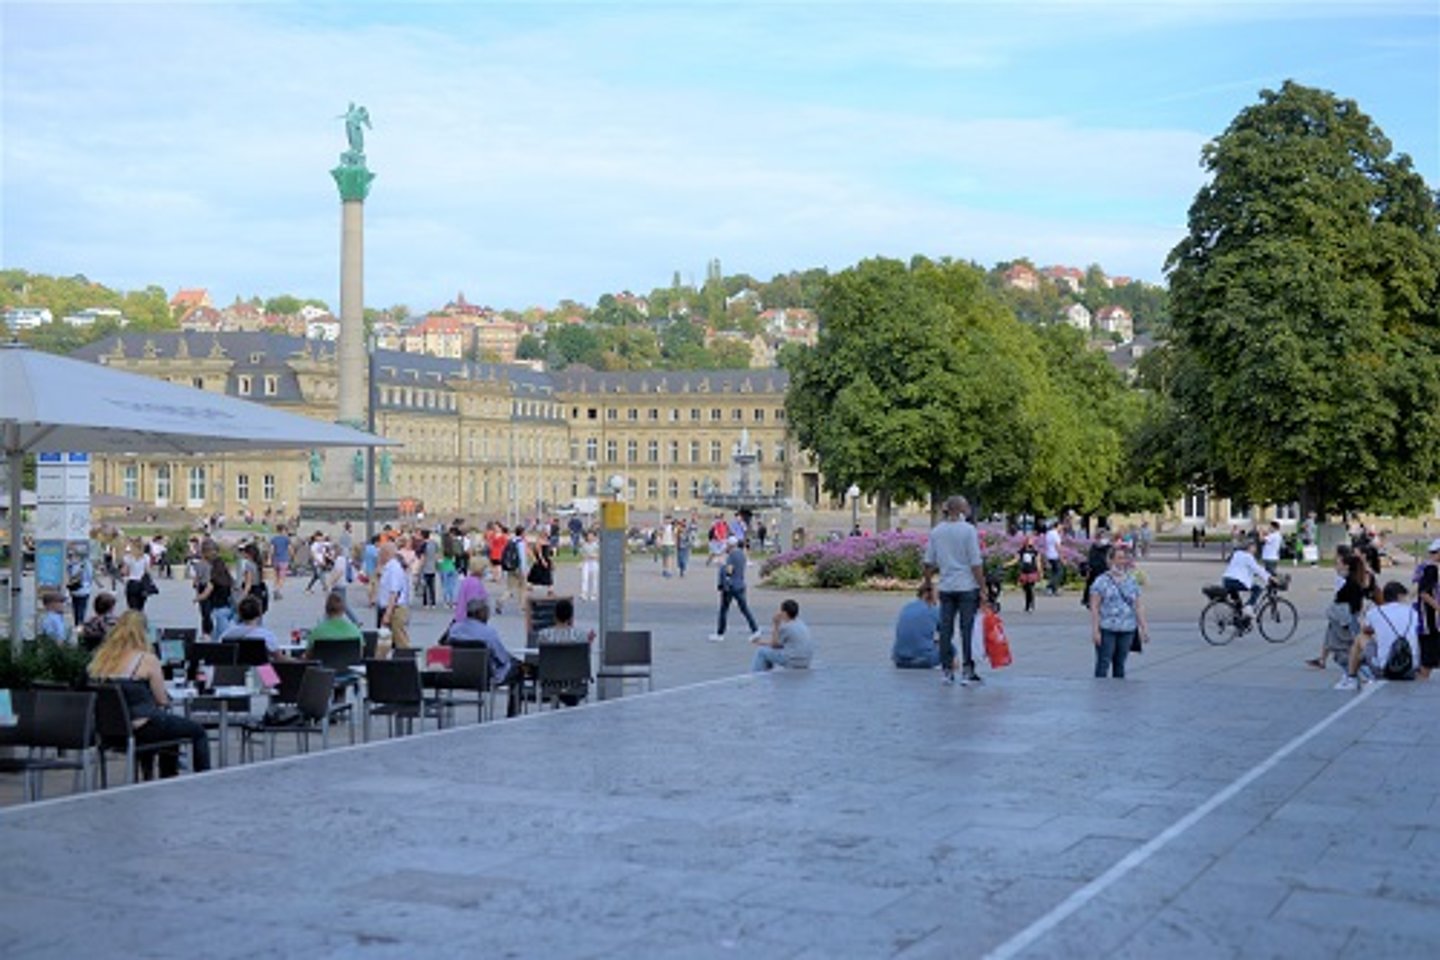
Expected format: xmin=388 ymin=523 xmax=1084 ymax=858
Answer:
xmin=37 ymin=591 xmax=69 ymax=643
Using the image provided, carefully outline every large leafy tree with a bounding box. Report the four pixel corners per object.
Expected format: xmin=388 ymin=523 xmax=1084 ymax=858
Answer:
xmin=786 ymin=256 xmax=1076 ymax=526
xmin=1163 ymin=81 xmax=1440 ymax=516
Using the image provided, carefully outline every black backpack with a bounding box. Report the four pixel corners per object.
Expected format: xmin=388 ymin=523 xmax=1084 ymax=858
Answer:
xmin=1383 ymin=634 xmax=1415 ymax=680
xmin=500 ymin=538 xmax=521 ymax=572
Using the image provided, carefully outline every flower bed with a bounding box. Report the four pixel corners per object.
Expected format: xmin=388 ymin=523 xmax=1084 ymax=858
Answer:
xmin=760 ymin=527 xmax=1090 ymax=590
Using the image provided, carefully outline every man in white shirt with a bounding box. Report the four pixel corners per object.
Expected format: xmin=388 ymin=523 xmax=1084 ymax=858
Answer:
xmin=1336 ymin=581 xmax=1420 ymax=689
xmin=922 ymin=495 xmax=989 ymax=686
xmin=1260 ymin=521 xmax=1284 ymax=574
xmin=376 ymin=541 xmax=412 ymax=652
xmin=1221 ymin=541 xmax=1270 ymax=609
xmin=1043 ymin=524 xmax=1063 ymax=596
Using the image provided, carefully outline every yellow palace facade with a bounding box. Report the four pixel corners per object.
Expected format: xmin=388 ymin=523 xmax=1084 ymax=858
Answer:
xmin=74 ymin=332 xmax=815 ymax=522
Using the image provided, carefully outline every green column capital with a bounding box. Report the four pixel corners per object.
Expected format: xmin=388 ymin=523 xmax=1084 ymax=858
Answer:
xmin=332 ymin=163 xmax=376 ymax=202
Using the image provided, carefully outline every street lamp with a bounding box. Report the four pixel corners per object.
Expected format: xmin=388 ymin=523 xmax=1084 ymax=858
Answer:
xmin=847 ymin=483 xmax=861 ymax=534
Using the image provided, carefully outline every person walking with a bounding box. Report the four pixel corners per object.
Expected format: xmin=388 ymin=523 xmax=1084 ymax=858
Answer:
xmin=709 ymin=537 xmax=760 ymax=643
xmin=376 ymin=541 xmax=412 ymax=653
xmin=1043 ymin=522 xmax=1064 ymax=596
xmin=527 ymin=529 xmax=556 ymax=597
xmin=1080 ymin=529 xmax=1111 ymax=610
xmin=269 ymin=525 xmax=291 ymax=600
xmin=579 ymin=530 xmax=600 ymax=601
xmin=659 ymin=519 xmax=676 ymax=578
xmin=65 ymin=548 xmax=94 ymax=627
xmin=419 ymin=528 xmax=439 ymax=607
xmin=922 ymin=495 xmax=988 ymax=686
xmin=122 ymin=539 xmax=151 ymax=612
xmin=1015 ymin=534 xmax=1041 ymax=613
xmin=1088 ymin=545 xmax=1148 ymax=679
xmin=675 ymin=519 xmax=692 ymax=579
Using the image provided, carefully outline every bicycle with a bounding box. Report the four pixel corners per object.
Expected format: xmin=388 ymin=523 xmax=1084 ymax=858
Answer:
xmin=1199 ymin=574 xmax=1298 ymax=645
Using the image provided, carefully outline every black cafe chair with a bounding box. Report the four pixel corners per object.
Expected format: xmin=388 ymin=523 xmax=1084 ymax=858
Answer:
xmin=426 ymin=646 xmax=491 ymax=725
xmin=526 ymin=643 xmax=591 ymax=713
xmin=362 ymin=659 xmax=441 ymax=740
xmin=241 ymin=667 xmax=353 ymax=762
xmin=598 ymin=630 xmax=653 ymax=696
xmin=230 ymin=638 xmax=271 ymax=667
xmin=92 ymin=683 xmax=191 ymax=787
xmin=0 ymin=690 xmax=98 ymax=801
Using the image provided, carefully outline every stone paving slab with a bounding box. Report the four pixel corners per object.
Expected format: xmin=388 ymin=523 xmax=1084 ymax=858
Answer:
xmin=4 ymin=659 xmax=1439 ymax=958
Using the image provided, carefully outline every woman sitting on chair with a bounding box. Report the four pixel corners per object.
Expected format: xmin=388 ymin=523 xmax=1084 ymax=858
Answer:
xmin=88 ymin=611 xmax=211 ymax=779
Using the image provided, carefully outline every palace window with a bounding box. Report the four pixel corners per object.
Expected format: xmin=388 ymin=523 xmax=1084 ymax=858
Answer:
xmin=237 ymin=375 xmax=252 ymax=394
xmin=122 ymin=465 xmax=138 ymax=501
xmin=585 ymin=437 xmax=597 ymax=460
xmin=647 ymin=478 xmax=659 ymax=500
xmin=262 ymin=473 xmax=276 ymax=501
xmin=236 ymin=473 xmax=249 ymax=501
xmin=263 ymin=376 xmax=278 ymax=397
xmin=689 ymin=440 xmax=701 ymax=464
xmin=668 ymin=479 xmax=679 ymax=501
xmin=668 ymin=440 xmax=680 ymax=464
xmin=605 ymin=440 xmax=617 ymax=464
xmin=647 ymin=440 xmax=659 ymax=463
xmin=187 ymin=466 xmax=206 ymax=503
xmin=710 ymin=408 xmax=722 ymax=422
xmin=710 ymin=441 xmax=722 ymax=463
xmin=626 ymin=440 xmax=637 ymax=463
xmin=155 ymin=464 xmax=172 ymax=501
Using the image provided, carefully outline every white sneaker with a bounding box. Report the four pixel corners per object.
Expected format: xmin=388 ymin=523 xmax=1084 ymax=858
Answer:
xmin=749 ymin=631 xmax=764 ymax=642
xmin=707 ymin=633 xmax=725 ymax=643
xmin=1333 ymin=674 xmax=1358 ymax=691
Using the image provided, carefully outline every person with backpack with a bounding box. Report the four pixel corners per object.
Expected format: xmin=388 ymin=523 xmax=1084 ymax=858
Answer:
xmin=499 ymin=525 xmax=527 ymax=614
xmin=1413 ymin=539 xmax=1440 ymax=675
xmin=1335 ymin=580 xmax=1420 ymax=690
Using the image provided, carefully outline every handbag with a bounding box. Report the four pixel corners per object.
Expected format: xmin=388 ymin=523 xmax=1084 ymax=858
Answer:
xmin=982 ymin=609 xmax=1013 ymax=668
xmin=141 ymin=572 xmax=159 ymax=596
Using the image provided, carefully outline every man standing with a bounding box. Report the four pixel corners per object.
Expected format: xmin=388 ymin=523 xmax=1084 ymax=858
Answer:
xmin=376 ymin=541 xmax=412 ymax=652
xmin=709 ymin=536 xmax=760 ymax=643
xmin=362 ymin=534 xmax=380 ymax=607
xmin=270 ymin=525 xmax=291 ymax=600
xmin=1261 ymin=520 xmax=1283 ymax=575
xmin=922 ymin=495 xmax=988 ymax=686
xmin=1043 ymin=522 xmax=1063 ymax=596
xmin=751 ymin=599 xmax=814 ymax=671
xmin=419 ymin=528 xmax=439 ymax=607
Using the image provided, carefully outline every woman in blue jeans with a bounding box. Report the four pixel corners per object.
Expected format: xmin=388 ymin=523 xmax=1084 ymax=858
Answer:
xmin=1088 ymin=545 xmax=1149 ymax=678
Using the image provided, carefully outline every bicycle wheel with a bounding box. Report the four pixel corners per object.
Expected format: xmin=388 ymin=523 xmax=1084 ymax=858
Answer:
xmin=1258 ymin=597 xmax=1299 ymax=643
xmin=1200 ymin=600 xmax=1238 ymax=645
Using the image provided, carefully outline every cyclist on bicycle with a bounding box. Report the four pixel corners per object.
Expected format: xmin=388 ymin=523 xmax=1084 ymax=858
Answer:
xmin=1221 ymin=540 xmax=1271 ymax=615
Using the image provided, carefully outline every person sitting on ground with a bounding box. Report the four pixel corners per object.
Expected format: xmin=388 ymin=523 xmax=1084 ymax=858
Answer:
xmin=536 ymin=597 xmax=595 ymax=706
xmin=752 ymin=598 xmax=814 ymax=672
xmin=37 ymin=591 xmax=69 ymax=643
xmin=79 ymin=591 xmax=120 ymax=652
xmin=88 ymin=610 xmax=211 ymax=779
xmin=891 ymin=582 xmax=940 ymax=669
xmin=1335 ymin=580 xmax=1422 ymax=689
xmin=446 ymin=597 xmax=521 ymax=717
xmin=219 ymin=594 xmax=283 ymax=659
xmin=306 ymin=590 xmax=364 ymax=659
xmin=1221 ymin=540 xmax=1270 ymax=611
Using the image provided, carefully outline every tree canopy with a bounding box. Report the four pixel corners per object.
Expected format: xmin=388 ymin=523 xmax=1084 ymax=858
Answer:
xmin=1161 ymin=81 xmax=1440 ymax=516
xmin=785 ymin=256 xmax=1136 ymax=526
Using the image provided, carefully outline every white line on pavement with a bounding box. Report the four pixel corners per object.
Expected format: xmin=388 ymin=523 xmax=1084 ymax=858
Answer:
xmin=981 ymin=680 xmax=1386 ymax=960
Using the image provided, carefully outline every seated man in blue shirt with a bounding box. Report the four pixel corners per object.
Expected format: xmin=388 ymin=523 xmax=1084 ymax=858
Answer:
xmin=892 ymin=582 xmax=941 ymax=668
xmin=446 ymin=596 xmax=521 ymax=716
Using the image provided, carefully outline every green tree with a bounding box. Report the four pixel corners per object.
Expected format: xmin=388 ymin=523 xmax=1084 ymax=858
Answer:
xmin=548 ymin=324 xmax=604 ymax=368
xmin=516 ymin=333 xmax=545 ymax=360
xmin=597 ymin=326 xmax=661 ymax=370
xmin=710 ymin=338 xmax=754 ymax=369
xmin=786 ymin=257 xmax=1063 ymax=528
xmin=591 ymin=293 xmax=644 ymax=327
xmin=263 ymin=295 xmax=304 ymax=316
xmin=1163 ymin=81 xmax=1440 ymax=517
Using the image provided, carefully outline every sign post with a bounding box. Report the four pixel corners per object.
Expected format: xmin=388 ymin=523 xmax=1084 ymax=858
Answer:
xmin=597 ymin=498 xmax=627 ymax=700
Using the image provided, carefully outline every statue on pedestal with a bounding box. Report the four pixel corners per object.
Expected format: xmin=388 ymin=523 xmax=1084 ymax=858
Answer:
xmin=308 ymin=450 xmax=322 ymax=484
xmin=379 ymin=450 xmax=393 ymax=486
xmin=352 ymin=450 xmax=365 ymax=484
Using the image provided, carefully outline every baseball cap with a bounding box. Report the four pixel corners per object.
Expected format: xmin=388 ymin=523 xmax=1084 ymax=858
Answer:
xmin=1428 ymin=538 xmax=1440 ymax=553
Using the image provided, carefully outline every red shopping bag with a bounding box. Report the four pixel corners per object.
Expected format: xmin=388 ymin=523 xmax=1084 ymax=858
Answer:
xmin=982 ymin=609 xmax=1013 ymax=668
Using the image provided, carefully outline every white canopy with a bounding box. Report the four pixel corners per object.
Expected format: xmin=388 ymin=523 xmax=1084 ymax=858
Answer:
xmin=2 ymin=342 xmax=395 ymax=642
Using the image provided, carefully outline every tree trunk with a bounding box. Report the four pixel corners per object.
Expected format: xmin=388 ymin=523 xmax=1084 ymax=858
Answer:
xmin=876 ymin=489 xmax=893 ymax=532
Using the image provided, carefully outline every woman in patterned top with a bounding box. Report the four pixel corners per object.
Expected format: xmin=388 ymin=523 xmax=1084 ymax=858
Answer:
xmin=1088 ymin=545 xmax=1149 ymax=679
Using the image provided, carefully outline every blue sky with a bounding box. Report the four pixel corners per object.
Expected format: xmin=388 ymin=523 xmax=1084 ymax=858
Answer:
xmin=2 ymin=1 xmax=1436 ymax=312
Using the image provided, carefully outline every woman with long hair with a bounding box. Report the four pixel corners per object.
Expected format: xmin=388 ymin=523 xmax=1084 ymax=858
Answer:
xmin=89 ymin=611 xmax=210 ymax=778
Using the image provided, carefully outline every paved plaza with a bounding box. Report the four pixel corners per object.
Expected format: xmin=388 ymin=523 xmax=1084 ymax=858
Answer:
xmin=3 ymin=549 xmax=1439 ymax=958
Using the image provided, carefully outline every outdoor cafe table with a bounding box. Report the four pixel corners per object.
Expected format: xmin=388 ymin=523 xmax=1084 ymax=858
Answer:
xmin=170 ymin=684 xmax=264 ymax=768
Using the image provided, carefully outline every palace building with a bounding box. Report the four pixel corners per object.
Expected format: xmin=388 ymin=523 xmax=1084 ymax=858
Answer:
xmin=73 ymin=332 xmax=812 ymax=521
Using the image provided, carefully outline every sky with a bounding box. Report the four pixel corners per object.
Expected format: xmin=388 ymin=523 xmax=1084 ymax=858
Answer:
xmin=2 ymin=1 xmax=1436 ymax=313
